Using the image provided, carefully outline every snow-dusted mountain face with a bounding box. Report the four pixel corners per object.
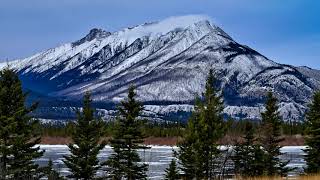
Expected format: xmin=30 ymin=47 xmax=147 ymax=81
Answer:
xmin=2 ymin=15 xmax=319 ymax=121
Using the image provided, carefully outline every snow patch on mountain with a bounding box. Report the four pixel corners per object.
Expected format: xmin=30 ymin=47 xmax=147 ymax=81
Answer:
xmin=118 ymin=15 xmax=212 ymax=41
xmin=144 ymin=104 xmax=194 ymax=114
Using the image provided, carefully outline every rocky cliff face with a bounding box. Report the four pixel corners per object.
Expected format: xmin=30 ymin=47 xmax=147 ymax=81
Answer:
xmin=2 ymin=15 xmax=319 ymax=121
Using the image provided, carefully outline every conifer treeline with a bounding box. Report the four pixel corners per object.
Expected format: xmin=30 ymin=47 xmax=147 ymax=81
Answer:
xmin=41 ymin=120 xmax=185 ymax=138
xmin=40 ymin=112 xmax=305 ymax=139
xmin=1 ymin=67 xmax=320 ymax=179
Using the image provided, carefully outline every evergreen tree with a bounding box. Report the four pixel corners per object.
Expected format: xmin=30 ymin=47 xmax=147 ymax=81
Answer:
xmin=164 ymin=159 xmax=179 ymax=180
xmin=260 ymin=92 xmax=290 ymax=176
xmin=63 ymin=92 xmax=106 ymax=180
xmin=0 ymin=68 xmax=43 ymax=179
xmin=304 ymin=91 xmax=320 ymax=174
xmin=105 ymin=85 xmax=148 ymax=180
xmin=176 ymin=114 xmax=200 ymax=179
xmin=177 ymin=70 xmax=226 ymax=179
xmin=232 ymin=121 xmax=264 ymax=177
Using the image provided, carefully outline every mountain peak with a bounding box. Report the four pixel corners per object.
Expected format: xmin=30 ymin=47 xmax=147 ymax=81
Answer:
xmin=73 ymin=15 xmax=216 ymax=49
xmin=108 ymin=15 xmax=216 ymax=45
xmin=87 ymin=28 xmax=111 ymax=38
xmin=136 ymin=15 xmax=213 ymax=33
xmin=72 ymin=28 xmax=111 ymax=47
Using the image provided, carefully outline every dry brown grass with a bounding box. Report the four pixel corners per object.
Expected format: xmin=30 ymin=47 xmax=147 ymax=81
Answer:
xmin=41 ymin=136 xmax=72 ymax=144
xmin=279 ymin=135 xmax=305 ymax=146
xmin=296 ymin=176 xmax=320 ymax=180
xmin=235 ymin=177 xmax=282 ymax=180
xmin=219 ymin=134 xmax=305 ymax=146
xmin=143 ymin=136 xmax=181 ymax=146
xmin=234 ymin=175 xmax=320 ymax=180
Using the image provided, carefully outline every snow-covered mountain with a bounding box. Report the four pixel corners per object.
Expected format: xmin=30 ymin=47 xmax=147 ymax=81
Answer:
xmin=2 ymin=15 xmax=319 ymax=121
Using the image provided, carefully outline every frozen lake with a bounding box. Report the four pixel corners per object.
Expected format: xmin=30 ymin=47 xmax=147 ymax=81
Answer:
xmin=36 ymin=145 xmax=307 ymax=179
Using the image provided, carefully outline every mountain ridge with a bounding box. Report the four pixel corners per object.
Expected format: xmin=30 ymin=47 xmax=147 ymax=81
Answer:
xmin=1 ymin=15 xmax=319 ymax=121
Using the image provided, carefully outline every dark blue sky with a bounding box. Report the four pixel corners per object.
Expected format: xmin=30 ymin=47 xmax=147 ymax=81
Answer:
xmin=1 ymin=0 xmax=319 ymax=69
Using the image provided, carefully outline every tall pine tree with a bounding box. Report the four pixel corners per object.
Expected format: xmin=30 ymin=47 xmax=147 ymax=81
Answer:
xmin=104 ymin=85 xmax=148 ymax=180
xmin=304 ymin=91 xmax=320 ymax=174
xmin=0 ymin=68 xmax=43 ymax=179
xmin=232 ymin=121 xmax=265 ymax=177
xmin=175 ymin=114 xmax=199 ymax=179
xmin=260 ymin=92 xmax=290 ymax=176
xmin=164 ymin=159 xmax=179 ymax=180
xmin=177 ymin=69 xmax=226 ymax=179
xmin=63 ymin=92 xmax=106 ymax=180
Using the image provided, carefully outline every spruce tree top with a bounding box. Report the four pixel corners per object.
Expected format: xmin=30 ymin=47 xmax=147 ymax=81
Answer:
xmin=113 ymin=85 xmax=145 ymax=142
xmin=119 ymin=85 xmax=144 ymax=122
xmin=0 ymin=68 xmax=27 ymax=116
xmin=261 ymin=92 xmax=281 ymax=127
